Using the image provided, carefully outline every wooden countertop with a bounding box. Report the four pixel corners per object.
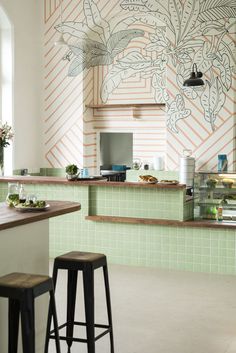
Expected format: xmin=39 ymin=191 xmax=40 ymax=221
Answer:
xmin=0 ymin=201 xmax=81 ymax=231
xmin=0 ymin=176 xmax=186 ymax=189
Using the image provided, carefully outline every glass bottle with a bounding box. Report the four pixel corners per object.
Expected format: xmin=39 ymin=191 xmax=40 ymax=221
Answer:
xmin=218 ymin=154 xmax=227 ymax=172
xmin=217 ymin=203 xmax=223 ymax=221
xmin=19 ymin=184 xmax=27 ymax=203
xmin=6 ymin=182 xmax=19 ymax=206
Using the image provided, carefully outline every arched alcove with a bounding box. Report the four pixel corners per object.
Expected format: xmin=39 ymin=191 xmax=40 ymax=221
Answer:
xmin=0 ymin=6 xmax=13 ymax=175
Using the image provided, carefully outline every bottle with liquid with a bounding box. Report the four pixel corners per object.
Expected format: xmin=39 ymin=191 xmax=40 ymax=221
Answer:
xmin=19 ymin=184 xmax=27 ymax=203
xmin=217 ymin=203 xmax=223 ymax=222
xmin=211 ymin=206 xmax=217 ymax=220
xmin=218 ymin=154 xmax=227 ymax=172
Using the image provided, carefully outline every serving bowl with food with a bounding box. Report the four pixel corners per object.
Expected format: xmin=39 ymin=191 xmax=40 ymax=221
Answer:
xmin=222 ymin=178 xmax=234 ymax=188
xmin=206 ymin=178 xmax=218 ymax=188
xmin=14 ymin=200 xmax=49 ymax=211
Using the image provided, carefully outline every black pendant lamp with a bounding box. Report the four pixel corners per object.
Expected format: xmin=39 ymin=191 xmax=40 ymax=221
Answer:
xmin=183 ymin=63 xmax=204 ymax=87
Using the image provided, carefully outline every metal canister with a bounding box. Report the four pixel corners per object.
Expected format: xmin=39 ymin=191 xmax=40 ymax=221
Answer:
xmin=179 ymin=149 xmax=195 ymax=187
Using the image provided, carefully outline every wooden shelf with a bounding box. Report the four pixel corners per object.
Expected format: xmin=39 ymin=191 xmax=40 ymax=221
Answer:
xmin=85 ymin=215 xmax=236 ymax=229
xmin=85 ymin=215 xmax=182 ymax=225
xmin=85 ymin=103 xmax=165 ymax=109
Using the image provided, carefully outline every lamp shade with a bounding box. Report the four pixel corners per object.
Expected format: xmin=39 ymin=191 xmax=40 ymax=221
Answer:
xmin=183 ymin=64 xmax=204 ymax=87
xmin=54 ymin=34 xmax=67 ymax=46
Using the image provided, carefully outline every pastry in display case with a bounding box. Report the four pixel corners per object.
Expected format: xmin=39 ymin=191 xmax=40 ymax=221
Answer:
xmin=194 ymin=172 xmax=236 ymax=221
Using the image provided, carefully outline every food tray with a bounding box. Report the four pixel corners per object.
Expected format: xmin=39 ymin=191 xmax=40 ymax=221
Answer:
xmin=14 ymin=204 xmax=50 ymax=212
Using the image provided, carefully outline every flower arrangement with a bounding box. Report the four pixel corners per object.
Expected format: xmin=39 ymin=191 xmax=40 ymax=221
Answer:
xmin=0 ymin=122 xmax=13 ymax=175
xmin=0 ymin=122 xmax=14 ymax=147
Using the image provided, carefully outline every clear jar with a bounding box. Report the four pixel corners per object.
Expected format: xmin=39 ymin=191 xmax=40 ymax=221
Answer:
xmin=6 ymin=183 xmax=19 ymax=206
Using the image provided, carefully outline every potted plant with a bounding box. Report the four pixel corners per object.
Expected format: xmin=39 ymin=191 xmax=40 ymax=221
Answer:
xmin=65 ymin=164 xmax=79 ymax=181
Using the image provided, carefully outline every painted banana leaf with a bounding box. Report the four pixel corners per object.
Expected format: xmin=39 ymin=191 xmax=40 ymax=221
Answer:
xmin=133 ymin=13 xmax=174 ymax=33
xmin=109 ymin=15 xmax=137 ymax=34
xmin=200 ymin=78 xmax=225 ymax=130
xmin=199 ymin=0 xmax=236 ymax=22
xmin=101 ymin=65 xmax=137 ymax=102
xmin=68 ymin=58 xmax=86 ymax=77
xmin=87 ymin=54 xmax=113 ymax=67
xmin=55 ymin=22 xmax=102 ymax=43
xmin=193 ymin=45 xmax=215 ymax=74
xmin=152 ymin=73 xmax=166 ymax=103
xmin=167 ymin=95 xmax=191 ymax=133
xmin=180 ymin=0 xmax=200 ymax=41
xmin=69 ymin=45 xmax=86 ymax=57
xmin=120 ymin=0 xmax=169 ymax=16
xmin=117 ymin=52 xmax=152 ymax=70
xmin=213 ymin=54 xmax=232 ymax=91
xmin=168 ymin=0 xmax=183 ymax=43
xmin=219 ymin=40 xmax=236 ymax=68
xmin=107 ymin=29 xmax=145 ymax=57
xmin=69 ymin=40 xmax=112 ymax=71
xmin=84 ymin=0 xmax=110 ymax=41
xmin=70 ymin=39 xmax=107 ymax=54
xmin=179 ymin=39 xmax=207 ymax=51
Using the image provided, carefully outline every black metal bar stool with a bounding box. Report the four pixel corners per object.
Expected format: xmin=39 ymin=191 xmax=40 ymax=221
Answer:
xmin=0 ymin=272 xmax=61 ymax=353
xmin=45 ymin=251 xmax=114 ymax=353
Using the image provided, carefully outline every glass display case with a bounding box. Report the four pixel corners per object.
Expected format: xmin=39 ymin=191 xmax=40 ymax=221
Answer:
xmin=194 ymin=172 xmax=236 ymax=221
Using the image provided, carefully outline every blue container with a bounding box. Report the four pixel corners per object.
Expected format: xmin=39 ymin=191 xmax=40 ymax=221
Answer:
xmin=112 ymin=165 xmax=127 ymax=171
xmin=218 ymin=154 xmax=227 ymax=172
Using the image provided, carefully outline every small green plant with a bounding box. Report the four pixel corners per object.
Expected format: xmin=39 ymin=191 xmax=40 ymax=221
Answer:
xmin=65 ymin=164 xmax=78 ymax=175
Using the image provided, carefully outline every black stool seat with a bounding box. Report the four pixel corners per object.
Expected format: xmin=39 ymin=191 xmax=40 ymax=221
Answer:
xmin=55 ymin=251 xmax=107 ymax=268
xmin=56 ymin=251 xmax=105 ymax=262
xmin=45 ymin=251 xmax=114 ymax=353
xmin=0 ymin=272 xmax=61 ymax=353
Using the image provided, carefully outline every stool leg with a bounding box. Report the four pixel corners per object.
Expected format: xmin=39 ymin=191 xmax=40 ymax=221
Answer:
xmin=21 ymin=292 xmax=35 ymax=353
xmin=83 ymin=266 xmax=95 ymax=353
xmin=103 ymin=265 xmax=114 ymax=353
xmin=49 ymin=289 xmax=61 ymax=353
xmin=8 ymin=299 xmax=20 ymax=353
xmin=44 ymin=266 xmax=59 ymax=353
xmin=66 ymin=269 xmax=78 ymax=353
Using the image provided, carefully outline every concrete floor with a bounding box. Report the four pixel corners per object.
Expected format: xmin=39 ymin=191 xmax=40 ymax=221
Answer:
xmin=48 ymin=262 xmax=236 ymax=353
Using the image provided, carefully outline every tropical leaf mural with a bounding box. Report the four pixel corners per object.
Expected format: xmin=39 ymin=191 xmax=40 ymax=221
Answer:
xmin=117 ymin=0 xmax=235 ymax=132
xmin=55 ymin=0 xmax=236 ymax=133
xmin=199 ymin=0 xmax=236 ymax=22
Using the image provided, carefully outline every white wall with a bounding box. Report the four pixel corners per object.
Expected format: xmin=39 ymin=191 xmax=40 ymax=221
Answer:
xmin=0 ymin=0 xmax=43 ymax=172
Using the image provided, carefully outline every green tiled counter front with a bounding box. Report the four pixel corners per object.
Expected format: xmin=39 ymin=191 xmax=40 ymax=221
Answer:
xmin=89 ymin=185 xmax=187 ymax=221
xmin=0 ymin=178 xmax=235 ymax=275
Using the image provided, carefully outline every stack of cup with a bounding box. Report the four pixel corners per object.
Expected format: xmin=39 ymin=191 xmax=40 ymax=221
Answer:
xmin=179 ymin=149 xmax=195 ymax=187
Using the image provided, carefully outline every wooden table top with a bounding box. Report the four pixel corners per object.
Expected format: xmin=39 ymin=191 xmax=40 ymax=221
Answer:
xmin=0 ymin=201 xmax=81 ymax=231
